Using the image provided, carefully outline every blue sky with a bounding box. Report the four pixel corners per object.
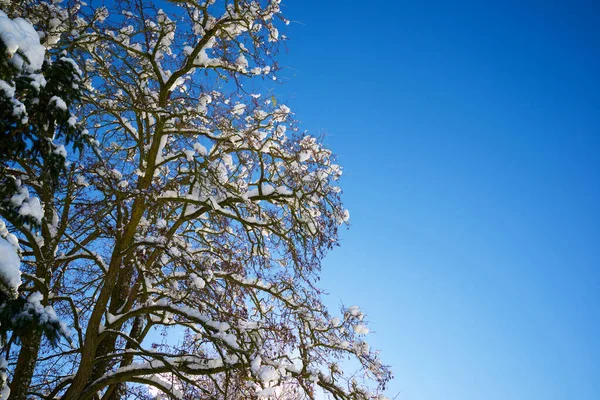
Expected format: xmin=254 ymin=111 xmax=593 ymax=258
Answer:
xmin=272 ymin=1 xmax=600 ymax=399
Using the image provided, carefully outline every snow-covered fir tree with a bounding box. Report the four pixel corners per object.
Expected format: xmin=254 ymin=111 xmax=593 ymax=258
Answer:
xmin=0 ymin=1 xmax=392 ymax=399
xmin=0 ymin=5 xmax=86 ymax=398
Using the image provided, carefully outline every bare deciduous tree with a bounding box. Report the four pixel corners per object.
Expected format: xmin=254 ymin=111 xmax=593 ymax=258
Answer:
xmin=0 ymin=1 xmax=392 ymax=399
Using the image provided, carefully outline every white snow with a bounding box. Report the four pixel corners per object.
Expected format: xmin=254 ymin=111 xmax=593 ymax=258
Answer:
xmin=0 ymin=11 xmax=45 ymax=72
xmin=53 ymin=144 xmax=67 ymax=158
xmin=232 ymin=103 xmax=246 ymax=115
xmin=17 ymin=196 xmax=44 ymax=222
xmin=256 ymin=387 xmax=276 ymax=398
xmin=298 ymin=151 xmax=310 ymax=162
xmin=251 ymin=356 xmax=262 ymax=373
xmin=258 ymin=365 xmax=279 ymax=383
xmin=193 ymin=142 xmax=207 ymax=156
xmin=245 ymin=183 xmax=275 ymax=198
xmin=353 ymin=340 xmax=370 ymax=355
xmin=189 ymin=273 xmax=205 ymax=289
xmin=183 ymin=149 xmax=195 ymax=161
xmin=110 ymin=169 xmax=122 ymax=179
xmin=9 ymin=185 xmax=44 ymax=224
xmin=60 ymin=57 xmax=83 ymax=77
xmin=23 ymin=292 xmax=72 ymax=343
xmin=0 ymin=80 xmax=15 ymax=97
xmin=342 ymin=209 xmax=350 ymax=222
xmin=214 ymin=331 xmax=238 ymax=348
xmin=353 ymin=324 xmax=369 ymax=335
xmin=236 ymin=54 xmax=248 ymax=71
xmin=4 ymin=233 xmax=18 ymax=249
xmin=0 ymin=355 xmax=9 ymax=399
xmin=156 ymin=134 xmax=168 ymax=163
xmin=346 ymin=305 xmax=364 ymax=320
xmin=0 ymin=236 xmax=21 ymax=295
xmin=49 ymin=96 xmax=68 ymax=111
xmin=144 ymin=374 xmax=184 ymax=399
xmin=75 ymin=175 xmax=89 ymax=187
xmin=0 ymin=78 xmax=26 ymax=120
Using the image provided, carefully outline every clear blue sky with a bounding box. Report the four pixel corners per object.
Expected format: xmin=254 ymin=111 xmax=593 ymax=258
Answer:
xmin=272 ymin=1 xmax=600 ymax=399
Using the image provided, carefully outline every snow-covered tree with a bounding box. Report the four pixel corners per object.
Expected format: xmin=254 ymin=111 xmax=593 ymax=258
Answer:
xmin=0 ymin=7 xmax=87 ymax=398
xmin=1 ymin=1 xmax=392 ymax=399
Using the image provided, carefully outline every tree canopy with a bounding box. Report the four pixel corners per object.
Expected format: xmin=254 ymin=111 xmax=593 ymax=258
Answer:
xmin=0 ymin=1 xmax=392 ymax=399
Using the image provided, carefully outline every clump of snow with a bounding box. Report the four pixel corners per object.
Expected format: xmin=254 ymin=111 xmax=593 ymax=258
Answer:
xmin=183 ymin=149 xmax=195 ymax=161
xmin=23 ymin=292 xmax=72 ymax=343
xmin=110 ymin=169 xmax=122 ymax=179
xmin=0 ymin=11 xmax=45 ymax=72
xmin=353 ymin=340 xmax=370 ymax=355
xmin=251 ymin=355 xmax=262 ymax=373
xmin=256 ymin=387 xmax=276 ymax=398
xmin=0 ymin=236 xmax=21 ymax=297
xmin=145 ymin=373 xmax=184 ymax=399
xmin=75 ymin=175 xmax=89 ymax=187
xmin=60 ymin=56 xmax=83 ymax=77
xmin=353 ymin=324 xmax=369 ymax=335
xmin=0 ymin=79 xmax=15 ymax=97
xmin=16 ymin=196 xmax=44 ymax=222
xmin=189 ymin=273 xmax=205 ymax=289
xmin=342 ymin=209 xmax=350 ymax=222
xmin=49 ymin=96 xmax=68 ymax=111
xmin=193 ymin=142 xmax=207 ymax=156
xmin=10 ymin=183 xmax=45 ymax=224
xmin=0 ymin=78 xmax=27 ymax=120
xmin=346 ymin=305 xmax=364 ymax=320
xmin=232 ymin=103 xmax=246 ymax=115
xmin=257 ymin=365 xmax=279 ymax=383
xmin=0 ymin=355 xmax=9 ymax=399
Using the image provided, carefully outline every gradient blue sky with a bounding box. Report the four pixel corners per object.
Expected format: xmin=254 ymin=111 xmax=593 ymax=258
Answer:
xmin=271 ymin=1 xmax=600 ymax=399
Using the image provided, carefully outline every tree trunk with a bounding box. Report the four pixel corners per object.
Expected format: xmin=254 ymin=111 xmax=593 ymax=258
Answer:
xmin=62 ymin=195 xmax=148 ymax=400
xmin=102 ymin=315 xmax=144 ymax=400
xmin=91 ymin=263 xmax=134 ymax=383
xmin=9 ymin=330 xmax=42 ymax=400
